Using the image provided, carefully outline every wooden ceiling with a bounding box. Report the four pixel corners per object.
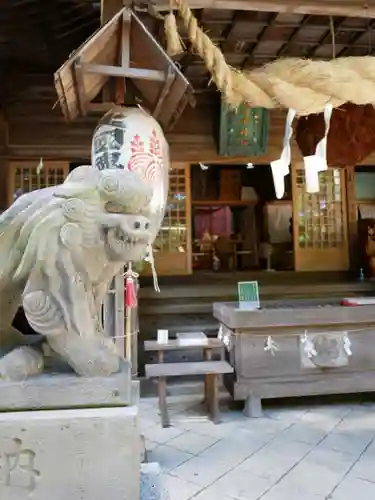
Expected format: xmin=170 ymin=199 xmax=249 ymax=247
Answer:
xmin=165 ymin=9 xmax=375 ymax=92
xmin=1 ymin=0 xmax=375 ymax=104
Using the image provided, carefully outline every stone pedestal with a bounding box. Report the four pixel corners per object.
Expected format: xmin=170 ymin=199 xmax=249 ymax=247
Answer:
xmin=0 ymin=406 xmax=140 ymax=500
xmin=0 ymin=372 xmax=141 ymax=500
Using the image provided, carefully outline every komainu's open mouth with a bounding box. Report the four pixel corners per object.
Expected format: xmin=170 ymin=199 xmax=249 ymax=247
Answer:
xmin=114 ymin=228 xmax=148 ymax=247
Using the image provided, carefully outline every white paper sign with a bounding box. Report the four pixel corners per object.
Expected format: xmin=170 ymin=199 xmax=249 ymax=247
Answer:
xmin=157 ymin=329 xmax=169 ymax=343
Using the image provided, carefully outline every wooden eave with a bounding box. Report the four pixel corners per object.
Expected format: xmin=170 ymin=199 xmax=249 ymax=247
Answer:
xmin=54 ymin=7 xmax=195 ymax=130
xmin=133 ymin=0 xmax=375 ymax=18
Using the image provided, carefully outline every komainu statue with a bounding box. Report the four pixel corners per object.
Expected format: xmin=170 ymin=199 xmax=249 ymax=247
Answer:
xmin=0 ymin=107 xmax=169 ymax=380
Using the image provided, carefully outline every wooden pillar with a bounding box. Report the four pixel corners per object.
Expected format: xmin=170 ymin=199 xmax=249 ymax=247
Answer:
xmin=0 ymin=111 xmax=9 ymax=210
xmin=100 ymin=0 xmax=130 ymax=104
xmin=345 ymin=165 xmax=358 ymax=273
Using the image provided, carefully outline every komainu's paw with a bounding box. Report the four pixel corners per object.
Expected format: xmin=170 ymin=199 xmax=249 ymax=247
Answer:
xmin=0 ymin=346 xmax=44 ymax=381
xmin=47 ymin=335 xmax=121 ymax=377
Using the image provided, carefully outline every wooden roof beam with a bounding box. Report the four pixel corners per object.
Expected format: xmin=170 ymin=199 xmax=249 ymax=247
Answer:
xmin=338 ymin=20 xmax=375 ymax=57
xmin=128 ymin=0 xmax=375 ymax=19
xmin=242 ymin=12 xmax=278 ymax=68
xmin=306 ymin=17 xmax=347 ymax=57
xmin=276 ymin=14 xmax=311 ymax=57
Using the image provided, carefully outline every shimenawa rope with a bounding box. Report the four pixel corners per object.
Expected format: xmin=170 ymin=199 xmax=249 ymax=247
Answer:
xmin=167 ymin=0 xmax=375 ymax=115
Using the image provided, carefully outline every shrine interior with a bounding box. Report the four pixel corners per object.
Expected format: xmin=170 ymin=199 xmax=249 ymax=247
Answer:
xmin=2 ymin=0 xmax=375 ymax=356
xmin=190 ymin=163 xmax=293 ymax=273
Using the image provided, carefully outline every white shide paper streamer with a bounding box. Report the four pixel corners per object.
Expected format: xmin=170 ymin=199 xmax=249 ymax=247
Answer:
xmin=271 ymin=108 xmax=296 ymax=199
xmin=304 ymin=103 xmax=333 ymax=194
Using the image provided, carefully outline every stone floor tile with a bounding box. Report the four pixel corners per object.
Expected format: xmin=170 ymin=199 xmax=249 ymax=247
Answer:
xmin=263 ymin=407 xmax=308 ymax=424
xmin=205 ymin=468 xmax=274 ymax=500
xmin=360 ymin=439 xmax=375 ymax=459
xmin=277 ymin=461 xmax=348 ymax=496
xmin=176 ymin=418 xmax=240 ymax=439
xmin=219 ymin=406 xmax=252 ymax=424
xmin=191 ymin=486 xmax=236 ymax=500
xmin=143 ymin=424 xmax=186 ymax=445
xmin=350 ymin=455 xmax=375 ymax=483
xmin=167 ymin=430 xmax=220 ymax=455
xmin=302 ymin=446 xmax=358 ymax=475
xmin=263 ymin=436 xmax=312 ymax=456
xmin=140 ymin=415 xmax=161 ymax=430
xmin=168 ymin=397 xmax=203 ymax=416
xmin=238 ymin=439 xmax=311 ymax=482
xmin=280 ymin=422 xmax=330 ymax=445
xmin=139 ymin=397 xmax=375 ymax=500
xmin=238 ymin=416 xmax=292 ymax=436
xmin=317 ymin=431 xmax=372 ymax=456
xmin=148 ymin=444 xmax=193 ymax=472
xmin=303 ymin=405 xmax=352 ymax=420
xmin=162 ymin=473 xmax=202 ymax=500
xmin=171 ymin=455 xmax=232 ymax=487
xmin=197 ymin=434 xmax=265 ymax=465
xmin=329 ymin=476 xmax=375 ymax=500
xmin=261 ymin=484 xmax=326 ymax=500
xmin=334 ymin=411 xmax=375 ymax=438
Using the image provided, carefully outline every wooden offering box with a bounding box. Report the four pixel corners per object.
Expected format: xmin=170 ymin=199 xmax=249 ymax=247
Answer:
xmin=213 ymin=299 xmax=375 ymax=416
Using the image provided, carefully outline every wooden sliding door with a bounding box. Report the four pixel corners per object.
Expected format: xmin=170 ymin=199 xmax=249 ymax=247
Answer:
xmin=7 ymin=160 xmax=69 ymax=206
xmin=144 ymin=162 xmax=192 ymax=276
xmin=293 ymin=163 xmax=349 ymax=271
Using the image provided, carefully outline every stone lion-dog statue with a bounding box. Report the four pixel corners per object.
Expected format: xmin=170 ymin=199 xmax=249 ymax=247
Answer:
xmin=0 ymin=108 xmax=169 ymax=380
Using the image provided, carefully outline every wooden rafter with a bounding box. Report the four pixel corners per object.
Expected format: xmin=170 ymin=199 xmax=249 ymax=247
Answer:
xmin=220 ymin=11 xmax=246 ymax=52
xmin=36 ymin=0 xmax=60 ymax=59
xmin=242 ymin=12 xmax=278 ymax=68
xmin=306 ymin=17 xmax=347 ymax=58
xmin=128 ymin=0 xmax=375 ymax=19
xmin=337 ymin=19 xmax=375 ymax=57
xmin=115 ymin=9 xmax=131 ymax=104
xmin=82 ymin=63 xmax=166 ymax=81
xmin=276 ymin=14 xmax=311 ymax=57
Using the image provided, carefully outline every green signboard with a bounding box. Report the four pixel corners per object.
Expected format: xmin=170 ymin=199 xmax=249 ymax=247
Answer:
xmin=237 ymin=281 xmax=260 ymax=310
xmin=219 ymin=102 xmax=269 ymax=157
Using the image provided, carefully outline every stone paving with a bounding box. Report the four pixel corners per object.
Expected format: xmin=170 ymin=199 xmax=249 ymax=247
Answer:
xmin=140 ymin=394 xmax=375 ymax=500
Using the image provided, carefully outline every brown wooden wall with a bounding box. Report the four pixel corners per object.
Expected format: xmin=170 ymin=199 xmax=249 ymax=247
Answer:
xmin=1 ymin=77 xmax=375 ymax=182
xmin=0 ymin=77 xmax=296 ymax=164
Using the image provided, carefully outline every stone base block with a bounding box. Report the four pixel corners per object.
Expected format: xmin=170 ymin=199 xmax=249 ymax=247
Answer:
xmin=140 ymin=463 xmax=170 ymax=500
xmin=0 ymin=406 xmax=140 ymax=500
xmin=0 ymin=371 xmax=136 ymax=411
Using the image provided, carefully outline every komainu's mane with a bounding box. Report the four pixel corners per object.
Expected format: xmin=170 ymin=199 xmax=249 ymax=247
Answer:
xmin=0 ymin=168 xmax=99 ymax=287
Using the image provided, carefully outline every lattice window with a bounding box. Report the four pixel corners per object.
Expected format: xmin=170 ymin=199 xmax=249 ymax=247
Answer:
xmin=154 ymin=168 xmax=187 ymax=252
xmin=296 ymin=168 xmax=345 ymax=249
xmin=11 ymin=162 xmax=69 ymax=203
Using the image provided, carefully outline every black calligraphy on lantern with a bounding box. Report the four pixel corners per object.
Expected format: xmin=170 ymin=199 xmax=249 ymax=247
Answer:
xmin=0 ymin=438 xmax=40 ymax=492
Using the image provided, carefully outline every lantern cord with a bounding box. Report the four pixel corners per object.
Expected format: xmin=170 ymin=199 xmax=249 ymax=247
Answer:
xmin=145 ymin=244 xmax=160 ymax=292
xmin=329 ymin=17 xmax=336 ymax=59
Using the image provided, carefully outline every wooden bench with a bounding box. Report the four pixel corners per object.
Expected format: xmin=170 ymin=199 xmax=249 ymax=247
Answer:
xmin=144 ymin=338 xmax=233 ymax=427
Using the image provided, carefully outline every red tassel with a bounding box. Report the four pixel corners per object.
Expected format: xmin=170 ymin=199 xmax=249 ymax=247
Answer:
xmin=125 ymin=276 xmax=137 ymax=309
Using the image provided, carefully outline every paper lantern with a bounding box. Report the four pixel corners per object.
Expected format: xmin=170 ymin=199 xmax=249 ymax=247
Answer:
xmin=91 ymin=106 xmax=170 ymax=240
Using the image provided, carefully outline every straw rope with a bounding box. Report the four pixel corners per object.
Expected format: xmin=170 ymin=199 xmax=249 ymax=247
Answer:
xmin=169 ymin=0 xmax=375 ymax=115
